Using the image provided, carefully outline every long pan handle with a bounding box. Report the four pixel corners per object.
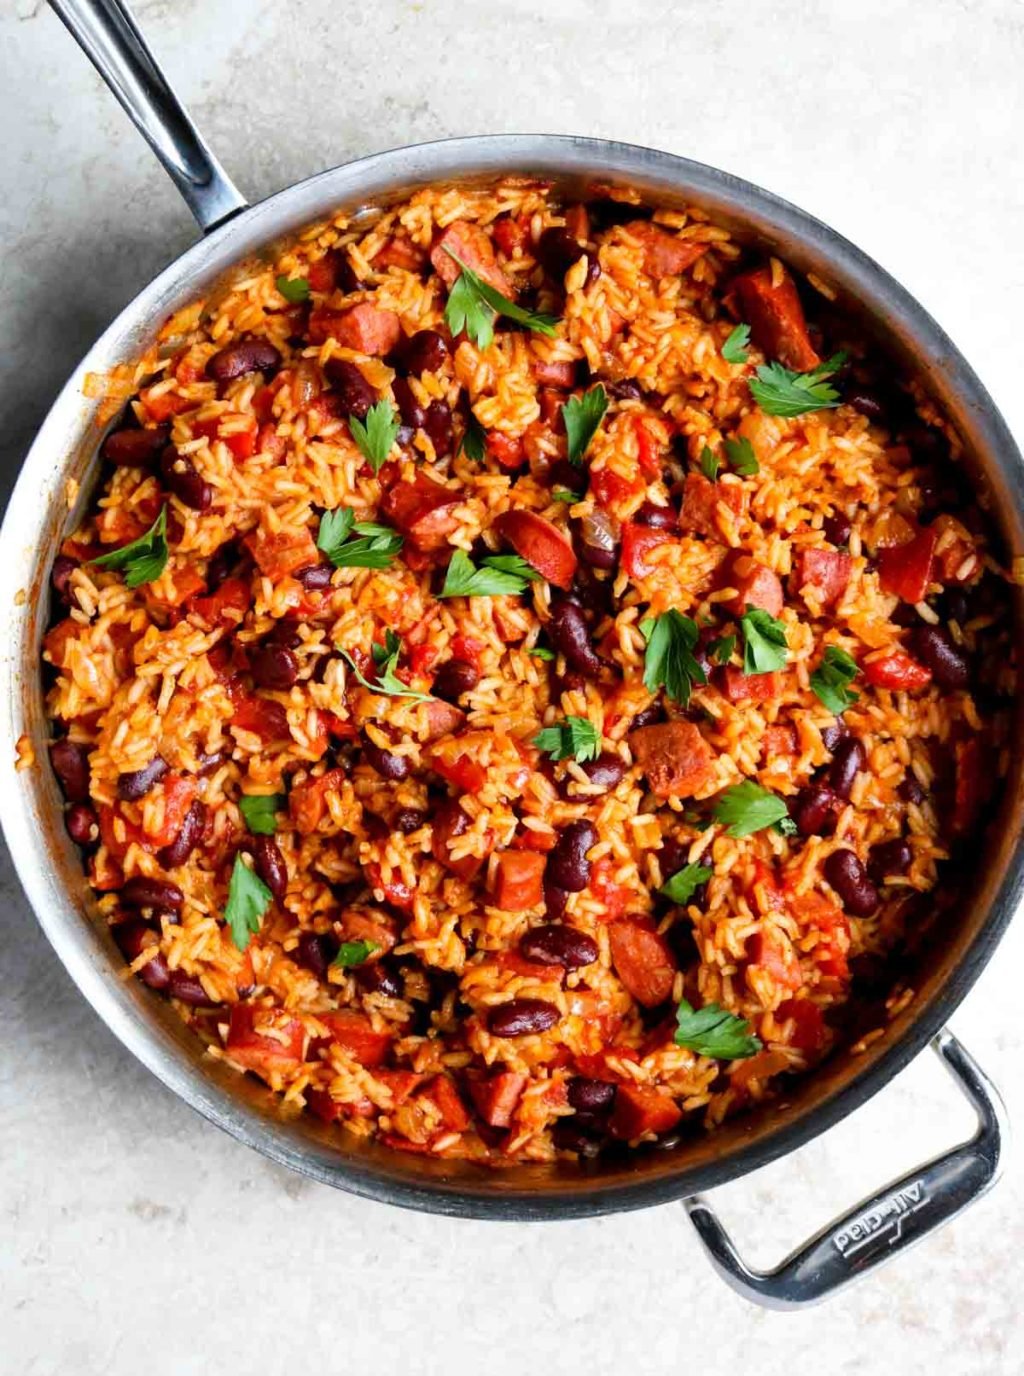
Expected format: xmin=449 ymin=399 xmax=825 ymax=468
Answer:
xmin=684 ymin=1029 xmax=1008 ymax=1309
xmin=48 ymin=0 xmax=248 ymax=233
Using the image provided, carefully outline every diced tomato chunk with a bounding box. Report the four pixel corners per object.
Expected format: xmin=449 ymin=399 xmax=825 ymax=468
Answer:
xmin=319 ymin=1010 xmax=391 ymax=1067
xmin=484 ymin=430 xmax=526 ymax=470
xmin=422 ymin=1074 xmax=471 ymax=1132
xmin=878 ymin=525 xmax=938 ymax=604
xmin=43 ymin=617 xmax=79 ymax=669
xmin=680 ymin=472 xmax=744 ymax=537
xmin=226 ymin=1004 xmax=305 ymax=1076
xmin=623 ymin=221 xmax=706 ymax=277
xmin=493 ymin=509 xmax=577 ymax=589
xmin=143 ymin=774 xmax=197 ymax=849
xmin=629 ymin=721 xmax=714 ymax=799
xmin=138 ymin=384 xmax=191 ymax=423
xmin=610 ymin=1084 xmax=682 ymax=1139
xmin=621 ymin=521 xmax=674 ymax=578
xmin=512 ymin=825 xmax=557 ymax=854
xmin=232 ymin=695 xmax=290 ymax=742
xmin=188 ymin=576 xmax=251 ymax=629
xmin=380 ymin=474 xmax=460 ymax=551
xmin=450 ymin=634 xmax=485 ymax=668
xmin=492 ymin=214 xmax=530 ymax=258
xmin=608 ymin=915 xmax=678 ymax=1007
xmin=725 ymin=556 xmax=784 ymax=616
xmin=373 ymin=235 xmax=427 ymax=272
xmin=589 ymin=856 xmax=631 ymax=920
xmin=468 ymin=1071 xmax=527 ymax=1127
xmin=721 ymin=666 xmax=780 ymax=704
xmin=776 ymin=998 xmax=826 ymax=1052
xmin=863 ymin=650 xmax=932 ymax=692
xmin=732 ymin=264 xmax=820 ymax=373
xmin=98 ymin=803 xmax=149 ymax=863
xmin=790 ymin=546 xmax=852 ymax=608
xmin=590 ymin=465 xmax=646 ymax=511
xmin=245 ymin=525 xmax=319 ymax=580
xmin=746 ymin=928 xmax=802 ymax=990
xmin=492 ymin=850 xmax=546 ymax=910
xmin=376 ymin=1069 xmax=426 ymax=1106
xmin=288 ymin=768 xmax=346 ymax=833
xmin=762 ymin=724 xmax=798 ymax=759
xmin=430 ymin=220 xmax=510 ymax=295
xmin=363 ymin=861 xmax=416 ymax=912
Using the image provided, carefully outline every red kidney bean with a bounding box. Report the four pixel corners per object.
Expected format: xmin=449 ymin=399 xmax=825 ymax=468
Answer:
xmin=567 ymin=1077 xmax=616 ymax=1114
xmin=197 ymin=750 xmax=227 ymax=775
xmin=158 ymin=799 xmax=206 ymax=869
xmin=543 ymin=880 xmax=569 ymax=920
xmin=576 ymin=511 xmax=618 ymax=570
xmin=423 ymin=400 xmax=453 ymax=457
xmin=356 ymin=960 xmax=402 ymax=998
xmin=168 ymin=970 xmax=218 ymax=1005
xmin=848 ymin=391 xmax=886 ymax=421
xmin=65 ymin=802 xmax=99 ymax=847
xmin=578 ymin=752 xmax=625 ymax=792
xmin=630 ymin=702 xmax=665 ymax=731
xmin=117 ymin=756 xmax=168 ymax=801
xmin=161 ymin=446 xmax=212 ymax=512
xmin=547 ymin=820 xmax=597 ymax=893
xmin=250 ymin=643 xmax=299 ymax=691
xmin=911 ymin=626 xmax=970 ymax=689
xmin=323 ymin=358 xmax=377 ymax=419
xmin=487 ymin=998 xmax=561 ymax=1037
xmin=824 ymin=848 xmax=879 ymax=916
xmin=790 ymin=783 xmax=839 ymax=837
xmin=251 ymin=835 xmax=287 ymax=901
xmin=204 ymin=541 xmax=237 ymax=592
xmin=552 ymin=1122 xmax=605 ymax=1157
xmin=392 ymin=377 xmax=427 ymax=430
xmin=361 ymin=730 xmax=409 ymax=781
xmin=519 ymin=923 xmax=599 ymax=969
xmin=606 ymin=378 xmax=643 ymax=401
xmin=121 ymin=876 xmax=184 ymax=914
xmin=206 ymin=339 xmax=281 ymax=383
xmin=102 ymin=424 xmax=170 ymax=467
xmin=266 ymin=618 xmax=302 ymax=649
xmin=395 ymin=329 xmax=448 ymax=376
xmin=297 ymin=930 xmax=339 ymax=980
xmin=432 ymin=658 xmax=479 ymax=702
xmin=939 ymin=588 xmax=971 ymax=626
xmin=634 ymin=501 xmax=677 ymax=531
xmin=547 ymin=597 xmax=601 ymax=677
xmin=113 ymin=920 xmax=171 ymax=990
xmin=820 ymin=720 xmax=848 ymax=753
xmin=869 ymin=837 xmax=913 ymax=883
xmin=823 ymin=511 xmax=853 ymax=547
xmin=547 ymin=458 xmax=580 ymax=490
xmin=900 ymin=772 xmax=926 ymax=804
xmin=537 ymin=226 xmax=586 ymax=278
xmin=583 ymin=257 xmax=601 ymax=288
xmin=394 ymin=806 xmax=427 ymax=833
xmin=51 ymin=554 xmax=78 ymax=603
xmin=50 ymin=738 xmax=90 ymax=802
xmin=827 ymin=737 xmax=866 ymax=800
xmin=295 ymin=562 xmax=334 ymax=591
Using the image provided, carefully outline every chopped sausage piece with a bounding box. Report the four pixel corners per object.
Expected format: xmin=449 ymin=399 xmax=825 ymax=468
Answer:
xmin=308 ymin=302 xmax=402 ymax=355
xmin=381 ymin=473 xmax=461 ymax=551
xmin=492 ymin=850 xmax=547 ymax=910
xmin=610 ymin=1084 xmax=682 ymax=1139
xmin=746 ymin=929 xmax=802 ymax=991
xmin=318 ymin=1010 xmax=392 ymax=1066
xmin=733 ymin=264 xmax=820 ymax=373
xmin=493 ymin=509 xmax=577 ymax=589
xmin=791 ymin=547 xmax=852 ymax=608
xmin=680 ymin=473 xmax=744 ymax=538
xmin=621 ymin=521 xmax=675 ymax=578
xmin=878 ymin=526 xmax=938 ymax=604
xmin=245 ymin=525 xmax=319 ymax=580
xmin=420 ymin=699 xmax=466 ymax=743
xmin=430 ymin=220 xmax=511 ymax=296
xmin=532 ymin=358 xmax=577 ymax=388
xmin=720 ymin=667 xmax=780 ymax=704
xmin=226 ymin=1004 xmax=305 ymax=1077
xmin=468 ymin=1071 xmax=528 ymax=1128
xmin=725 ymin=555 xmax=784 ymax=617
xmin=623 ymin=221 xmax=706 ymax=277
xmin=608 ymin=915 xmax=678 ymax=1007
xmin=629 ymin=720 xmax=714 ymax=798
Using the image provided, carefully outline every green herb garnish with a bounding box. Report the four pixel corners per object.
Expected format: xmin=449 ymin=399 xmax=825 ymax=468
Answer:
xmin=707 ymin=634 xmax=736 ymax=665
xmin=348 ymin=399 xmax=400 ymax=476
xmin=316 ymin=506 xmax=403 ymax=569
xmin=528 ymin=646 xmax=555 ymax=661
xmin=563 ymin=385 xmax=608 ymax=466
xmin=440 ymin=549 xmax=539 ymax=598
xmin=748 ymin=352 xmax=846 ymax=418
xmin=533 ymin=715 xmax=600 ymax=763
xmin=774 ymin=815 xmax=799 ymax=837
xmin=458 ymin=411 xmax=487 ymax=461
xmin=721 ymin=323 xmax=751 ymax=365
xmin=699 ymin=446 xmax=720 ymax=483
xmin=239 ymin=793 xmax=285 ymax=836
xmin=91 ymin=506 xmax=169 ymax=589
xmin=340 ymin=628 xmax=431 ymax=702
xmin=224 ymin=854 xmax=273 ymax=952
xmin=740 ymin=607 xmax=788 ymax=675
xmin=641 ymin=610 xmax=707 ymax=707
xmin=711 ymin=780 xmax=789 ymax=838
xmin=724 ymin=436 xmax=759 ymax=476
xmin=443 ymin=251 xmax=558 ymax=350
xmin=674 ymin=998 xmax=762 ymax=1059
xmin=333 ymin=939 xmax=379 ymax=969
xmin=810 ymin=645 xmax=860 ymax=714
xmin=552 ymin=488 xmax=581 ymax=503
xmin=275 ymin=275 xmax=310 ymax=303
xmin=660 ymin=862 xmax=712 ymax=905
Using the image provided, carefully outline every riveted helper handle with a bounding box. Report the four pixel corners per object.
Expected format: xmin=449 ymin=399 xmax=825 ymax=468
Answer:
xmin=48 ymin=0 xmax=248 ymax=233
xmin=684 ymin=1029 xmax=1008 ymax=1309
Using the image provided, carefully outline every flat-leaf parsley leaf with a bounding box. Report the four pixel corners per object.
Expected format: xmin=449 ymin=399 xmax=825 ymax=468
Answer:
xmin=533 ymin=715 xmax=600 ymax=763
xmin=660 ymin=863 xmax=712 ymax=905
xmin=641 ymin=610 xmax=707 ymax=707
xmin=740 ymin=607 xmax=788 ymax=675
xmin=749 ymin=352 xmax=846 ymax=418
xmin=674 ymin=998 xmax=762 ymax=1059
xmin=91 ymin=505 xmax=169 ymax=589
xmin=712 ymin=780 xmax=789 ymax=837
xmin=563 ymin=385 xmax=608 ymax=466
xmin=333 ymin=939 xmax=379 ymax=969
xmin=724 ymin=436 xmax=759 ymax=476
xmin=810 ymin=644 xmax=860 ymax=714
xmin=239 ymin=793 xmax=286 ymax=836
xmin=224 ymin=855 xmax=272 ymax=952
xmin=275 ymin=275 xmax=310 ymax=303
xmin=316 ymin=506 xmax=403 ymax=569
xmin=340 ymin=629 xmax=431 ymax=702
xmin=721 ymin=323 xmax=751 ymax=365
xmin=348 ymin=399 xmax=400 ymax=475
xmin=440 ymin=549 xmax=539 ymax=598
xmin=443 ymin=251 xmax=558 ymax=350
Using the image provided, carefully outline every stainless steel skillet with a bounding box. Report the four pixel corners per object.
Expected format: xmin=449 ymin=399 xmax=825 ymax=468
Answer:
xmin=3 ymin=0 xmax=1020 ymax=1308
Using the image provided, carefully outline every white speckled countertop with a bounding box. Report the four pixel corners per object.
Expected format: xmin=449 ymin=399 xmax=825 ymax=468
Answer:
xmin=2 ymin=1 xmax=1023 ymax=1370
